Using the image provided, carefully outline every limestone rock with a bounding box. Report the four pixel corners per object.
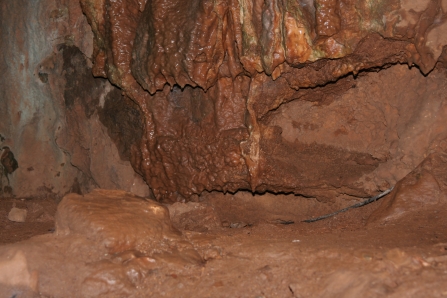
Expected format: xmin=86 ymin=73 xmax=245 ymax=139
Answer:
xmin=2 ymin=0 xmax=447 ymax=203
xmin=79 ymin=0 xmax=447 ymax=201
xmin=0 ymin=0 xmax=150 ymax=199
xmin=8 ymin=207 xmax=27 ymax=223
xmin=55 ymin=189 xmax=186 ymax=254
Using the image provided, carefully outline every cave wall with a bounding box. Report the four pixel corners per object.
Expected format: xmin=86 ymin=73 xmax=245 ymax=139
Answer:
xmin=0 ymin=0 xmax=150 ymax=198
xmin=79 ymin=0 xmax=447 ymax=201
xmin=262 ymin=65 xmax=447 ymax=198
xmin=1 ymin=0 xmax=447 ymax=202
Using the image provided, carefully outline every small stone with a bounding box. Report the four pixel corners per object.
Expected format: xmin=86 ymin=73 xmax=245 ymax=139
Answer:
xmin=230 ymin=222 xmax=248 ymax=228
xmin=203 ymin=247 xmax=221 ymax=261
xmin=8 ymin=207 xmax=27 ymax=222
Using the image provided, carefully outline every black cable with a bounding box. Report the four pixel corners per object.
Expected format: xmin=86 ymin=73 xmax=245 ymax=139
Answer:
xmin=303 ymin=186 xmax=394 ymax=223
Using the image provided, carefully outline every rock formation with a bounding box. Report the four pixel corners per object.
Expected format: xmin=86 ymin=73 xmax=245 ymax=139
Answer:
xmin=2 ymin=2 xmax=447 ymax=296
xmin=0 ymin=0 xmax=150 ymax=198
xmin=1 ymin=0 xmax=447 ymax=201
xmin=79 ymin=0 xmax=447 ymax=201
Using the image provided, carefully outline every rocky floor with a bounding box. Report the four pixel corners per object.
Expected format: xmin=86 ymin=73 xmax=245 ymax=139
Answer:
xmin=0 ymin=187 xmax=446 ymax=298
xmin=0 ymin=198 xmax=56 ymax=245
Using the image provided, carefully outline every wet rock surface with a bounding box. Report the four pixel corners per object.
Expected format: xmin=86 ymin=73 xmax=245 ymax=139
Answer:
xmin=1 ymin=0 xmax=447 ymax=201
xmin=1 ymin=1 xmax=447 ymax=296
xmin=79 ymin=0 xmax=447 ymax=201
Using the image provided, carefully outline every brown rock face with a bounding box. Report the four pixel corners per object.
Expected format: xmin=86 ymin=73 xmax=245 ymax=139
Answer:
xmin=79 ymin=0 xmax=447 ymax=201
xmin=0 ymin=0 xmax=150 ymax=198
xmin=369 ymin=151 xmax=447 ymax=223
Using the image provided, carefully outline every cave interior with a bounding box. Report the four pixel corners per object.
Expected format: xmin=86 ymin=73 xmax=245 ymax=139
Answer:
xmin=1 ymin=0 xmax=447 ymax=296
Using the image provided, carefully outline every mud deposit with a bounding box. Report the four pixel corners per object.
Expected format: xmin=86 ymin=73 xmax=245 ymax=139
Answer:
xmin=1 ymin=181 xmax=446 ymax=297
